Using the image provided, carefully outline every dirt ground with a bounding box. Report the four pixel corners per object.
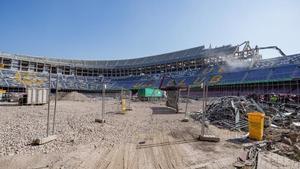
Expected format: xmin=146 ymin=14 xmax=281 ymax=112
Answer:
xmin=0 ymin=98 xmax=299 ymax=169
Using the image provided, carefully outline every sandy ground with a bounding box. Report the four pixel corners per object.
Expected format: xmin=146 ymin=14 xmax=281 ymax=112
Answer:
xmin=0 ymin=98 xmax=299 ymax=169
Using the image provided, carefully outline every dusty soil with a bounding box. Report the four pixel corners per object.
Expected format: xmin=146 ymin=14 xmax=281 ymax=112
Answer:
xmin=0 ymin=98 xmax=299 ymax=169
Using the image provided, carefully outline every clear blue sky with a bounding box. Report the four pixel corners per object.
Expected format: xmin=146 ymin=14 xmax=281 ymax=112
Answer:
xmin=0 ymin=0 xmax=299 ymax=60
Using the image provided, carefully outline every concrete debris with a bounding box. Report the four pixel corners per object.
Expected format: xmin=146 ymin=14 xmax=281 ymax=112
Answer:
xmin=248 ymin=94 xmax=300 ymax=128
xmin=291 ymin=122 xmax=300 ymax=129
xmin=32 ymin=135 xmax=58 ymax=145
xmin=282 ymin=136 xmax=293 ymax=145
xmin=233 ymin=142 xmax=263 ymax=168
xmin=250 ymin=94 xmax=300 ymax=161
xmin=265 ymin=128 xmax=300 ymax=161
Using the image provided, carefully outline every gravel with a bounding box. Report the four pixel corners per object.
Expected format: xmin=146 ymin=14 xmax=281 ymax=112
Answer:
xmin=0 ymin=99 xmax=153 ymax=156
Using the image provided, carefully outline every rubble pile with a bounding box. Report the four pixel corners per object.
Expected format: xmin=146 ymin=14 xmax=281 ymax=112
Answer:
xmin=206 ymin=96 xmax=264 ymax=130
xmin=190 ymin=96 xmax=300 ymax=130
xmin=265 ymin=128 xmax=300 ymax=161
xmin=259 ymin=101 xmax=300 ymax=161
xmin=257 ymin=102 xmax=299 ymax=127
xmin=190 ymin=96 xmax=263 ymax=130
xmin=189 ymin=95 xmax=300 ymax=162
xmin=197 ymin=96 xmax=300 ymax=161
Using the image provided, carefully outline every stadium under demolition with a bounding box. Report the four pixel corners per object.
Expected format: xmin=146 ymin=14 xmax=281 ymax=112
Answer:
xmin=0 ymin=41 xmax=299 ymax=169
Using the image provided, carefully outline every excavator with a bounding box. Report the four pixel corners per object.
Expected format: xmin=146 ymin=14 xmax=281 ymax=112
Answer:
xmin=235 ymin=41 xmax=286 ymax=57
xmin=257 ymin=46 xmax=286 ymax=56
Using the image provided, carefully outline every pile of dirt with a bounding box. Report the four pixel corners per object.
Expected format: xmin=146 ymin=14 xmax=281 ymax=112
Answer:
xmin=60 ymin=91 xmax=90 ymax=101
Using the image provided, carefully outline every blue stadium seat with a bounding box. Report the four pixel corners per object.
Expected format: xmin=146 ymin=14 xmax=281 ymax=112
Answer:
xmin=269 ymin=65 xmax=296 ymax=81
xmin=244 ymin=68 xmax=270 ymax=82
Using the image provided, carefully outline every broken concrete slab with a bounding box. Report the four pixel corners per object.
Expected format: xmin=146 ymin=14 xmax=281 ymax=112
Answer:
xmin=198 ymin=134 xmax=220 ymax=142
xmin=95 ymin=119 xmax=106 ymax=123
xmin=181 ymin=118 xmax=189 ymax=122
xmin=32 ymin=135 xmax=57 ymax=145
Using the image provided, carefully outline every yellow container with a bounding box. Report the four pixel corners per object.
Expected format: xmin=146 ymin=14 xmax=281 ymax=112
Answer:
xmin=248 ymin=112 xmax=265 ymax=141
xmin=121 ymin=98 xmax=126 ymax=113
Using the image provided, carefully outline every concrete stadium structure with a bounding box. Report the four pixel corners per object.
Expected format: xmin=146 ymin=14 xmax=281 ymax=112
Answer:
xmin=0 ymin=41 xmax=300 ymax=98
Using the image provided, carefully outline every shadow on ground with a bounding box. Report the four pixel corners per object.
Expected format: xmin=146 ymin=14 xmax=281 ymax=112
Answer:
xmin=151 ymin=106 xmax=180 ymax=114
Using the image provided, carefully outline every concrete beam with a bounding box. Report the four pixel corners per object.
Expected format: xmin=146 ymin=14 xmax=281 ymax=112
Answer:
xmin=95 ymin=119 xmax=106 ymax=123
xmin=32 ymin=135 xmax=57 ymax=145
xmin=198 ymin=134 xmax=220 ymax=142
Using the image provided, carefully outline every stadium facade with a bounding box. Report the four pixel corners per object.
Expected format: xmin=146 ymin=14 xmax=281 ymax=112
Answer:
xmin=0 ymin=45 xmax=244 ymax=77
xmin=0 ymin=41 xmax=300 ymax=97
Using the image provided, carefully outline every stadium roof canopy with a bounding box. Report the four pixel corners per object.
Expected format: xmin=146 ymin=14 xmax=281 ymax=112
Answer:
xmin=0 ymin=45 xmax=236 ymax=69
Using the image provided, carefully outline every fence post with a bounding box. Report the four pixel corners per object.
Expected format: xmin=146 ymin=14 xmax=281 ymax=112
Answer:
xmin=52 ymin=74 xmax=59 ymax=134
xmin=46 ymin=71 xmax=51 ymax=137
